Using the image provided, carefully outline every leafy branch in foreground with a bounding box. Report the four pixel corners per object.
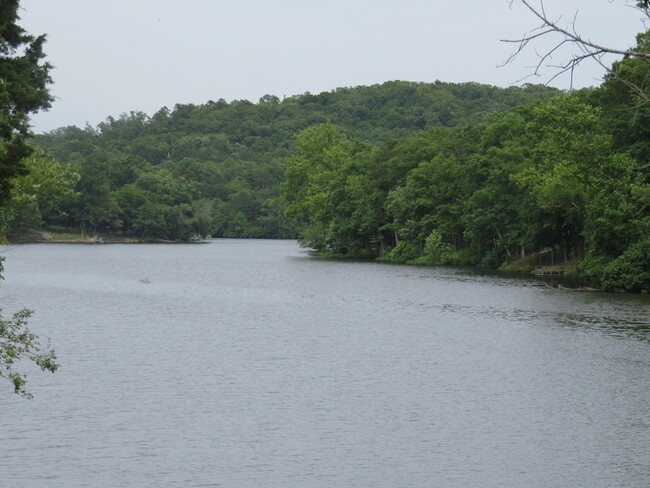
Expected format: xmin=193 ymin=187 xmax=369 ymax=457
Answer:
xmin=0 ymin=303 xmax=59 ymax=398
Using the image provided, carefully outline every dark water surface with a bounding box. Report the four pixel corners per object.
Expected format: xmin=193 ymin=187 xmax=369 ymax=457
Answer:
xmin=1 ymin=240 xmax=649 ymax=487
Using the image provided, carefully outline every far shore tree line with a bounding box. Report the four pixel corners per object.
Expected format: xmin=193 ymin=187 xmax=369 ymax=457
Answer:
xmin=23 ymin=80 xmax=561 ymax=241
xmin=16 ymin=52 xmax=650 ymax=291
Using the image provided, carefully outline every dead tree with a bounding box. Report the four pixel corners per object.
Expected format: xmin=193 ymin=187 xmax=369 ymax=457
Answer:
xmin=502 ymin=0 xmax=650 ymax=102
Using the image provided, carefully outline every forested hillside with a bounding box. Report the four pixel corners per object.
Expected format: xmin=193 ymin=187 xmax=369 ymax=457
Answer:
xmin=6 ymin=69 xmax=650 ymax=291
xmin=281 ymin=33 xmax=650 ymax=292
xmin=23 ymin=81 xmax=559 ymax=240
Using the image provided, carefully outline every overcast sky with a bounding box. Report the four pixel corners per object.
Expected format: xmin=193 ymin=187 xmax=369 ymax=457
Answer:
xmin=18 ymin=0 xmax=648 ymax=133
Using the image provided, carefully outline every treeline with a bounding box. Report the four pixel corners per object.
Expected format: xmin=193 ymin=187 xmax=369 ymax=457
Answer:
xmin=283 ymin=33 xmax=650 ymax=292
xmin=5 ymin=51 xmax=650 ymax=290
xmin=13 ymin=80 xmax=559 ymax=240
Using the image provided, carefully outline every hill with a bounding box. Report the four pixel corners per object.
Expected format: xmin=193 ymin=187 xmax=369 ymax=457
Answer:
xmin=29 ymin=80 xmax=561 ymax=240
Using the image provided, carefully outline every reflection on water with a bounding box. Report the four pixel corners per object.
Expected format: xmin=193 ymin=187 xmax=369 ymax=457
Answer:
xmin=0 ymin=240 xmax=649 ymax=488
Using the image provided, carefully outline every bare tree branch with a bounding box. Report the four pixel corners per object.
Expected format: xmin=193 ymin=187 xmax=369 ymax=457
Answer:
xmin=502 ymin=0 xmax=650 ymax=98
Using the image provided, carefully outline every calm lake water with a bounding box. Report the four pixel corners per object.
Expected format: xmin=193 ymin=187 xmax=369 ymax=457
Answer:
xmin=1 ymin=239 xmax=649 ymax=487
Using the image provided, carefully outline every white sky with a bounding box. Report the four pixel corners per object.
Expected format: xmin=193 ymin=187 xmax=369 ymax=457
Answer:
xmin=18 ymin=0 xmax=648 ymax=133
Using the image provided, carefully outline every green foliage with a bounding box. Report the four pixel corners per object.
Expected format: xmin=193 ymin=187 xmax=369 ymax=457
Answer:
xmin=594 ymin=30 xmax=650 ymax=161
xmin=379 ymin=240 xmax=422 ymax=263
xmin=419 ymin=229 xmax=453 ymax=264
xmin=0 ymin=150 xmax=79 ymax=232
xmin=595 ymin=239 xmax=650 ymax=292
xmin=0 ymin=0 xmax=53 ymax=203
xmin=386 ymin=153 xmax=466 ymax=255
xmin=21 ymin=62 xmax=650 ymax=291
xmin=0 ymin=0 xmax=59 ymax=398
xmin=281 ymin=88 xmax=650 ymax=291
xmin=0 ymin=306 xmax=59 ymax=398
xmin=283 ymin=122 xmax=379 ymax=254
xmin=32 ymin=81 xmax=561 ymax=240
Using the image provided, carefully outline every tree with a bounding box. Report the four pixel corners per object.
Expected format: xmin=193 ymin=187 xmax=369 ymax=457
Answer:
xmin=511 ymin=96 xmax=611 ymax=261
xmin=0 ymin=0 xmax=53 ymax=202
xmin=462 ymin=107 xmax=537 ymax=265
xmin=0 ymin=150 xmax=79 ymax=233
xmin=593 ymin=30 xmax=650 ymax=161
xmin=0 ymin=0 xmax=58 ymax=397
xmin=384 ymin=153 xmax=465 ymax=262
xmin=282 ymin=122 xmax=351 ymax=248
xmin=504 ymin=0 xmax=650 ymax=99
xmin=283 ymin=122 xmax=376 ymax=253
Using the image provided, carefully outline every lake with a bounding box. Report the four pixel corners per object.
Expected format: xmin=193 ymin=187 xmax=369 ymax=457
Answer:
xmin=1 ymin=239 xmax=649 ymax=487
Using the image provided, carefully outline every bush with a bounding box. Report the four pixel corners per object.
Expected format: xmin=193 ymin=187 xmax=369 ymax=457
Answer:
xmin=378 ymin=241 xmax=421 ymax=263
xmin=598 ymin=239 xmax=650 ymax=292
xmin=421 ymin=229 xmax=453 ymax=264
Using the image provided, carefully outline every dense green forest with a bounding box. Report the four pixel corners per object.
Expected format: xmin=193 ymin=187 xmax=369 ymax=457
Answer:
xmin=22 ymin=81 xmax=560 ymax=240
xmin=5 ymin=37 xmax=650 ymax=292
xmin=281 ymin=33 xmax=650 ymax=293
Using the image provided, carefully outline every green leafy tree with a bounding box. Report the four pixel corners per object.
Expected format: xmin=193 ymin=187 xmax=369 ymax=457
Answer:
xmin=121 ymin=170 xmax=201 ymax=239
xmin=0 ymin=0 xmax=53 ymax=202
xmin=512 ymin=96 xmax=620 ymax=262
xmin=283 ymin=122 xmax=351 ymax=248
xmin=0 ymin=150 xmax=79 ymax=232
xmin=113 ymin=183 xmax=147 ymax=234
xmin=227 ymin=211 xmax=249 ymax=238
xmin=76 ymin=166 xmax=121 ymax=234
xmin=388 ymin=153 xmax=465 ymax=252
xmin=283 ymin=122 xmax=376 ymax=253
xmin=421 ymin=228 xmax=453 ymax=264
xmin=464 ymin=105 xmax=572 ymax=266
xmin=597 ymin=238 xmax=650 ymax=292
xmin=0 ymin=0 xmax=58 ymax=397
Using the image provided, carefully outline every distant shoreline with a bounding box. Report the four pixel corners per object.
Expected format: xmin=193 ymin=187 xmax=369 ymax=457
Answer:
xmin=7 ymin=229 xmax=208 ymax=245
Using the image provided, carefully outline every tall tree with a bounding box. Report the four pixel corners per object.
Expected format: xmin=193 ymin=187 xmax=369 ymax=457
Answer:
xmin=283 ymin=122 xmax=375 ymax=253
xmin=0 ymin=0 xmax=58 ymax=397
xmin=0 ymin=0 xmax=53 ymax=202
xmin=0 ymin=150 xmax=79 ymax=234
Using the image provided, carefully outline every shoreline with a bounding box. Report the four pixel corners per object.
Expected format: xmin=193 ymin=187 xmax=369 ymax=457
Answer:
xmin=7 ymin=229 xmax=208 ymax=245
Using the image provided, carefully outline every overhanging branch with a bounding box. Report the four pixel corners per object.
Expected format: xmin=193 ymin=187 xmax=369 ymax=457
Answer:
xmin=502 ymin=0 xmax=650 ymax=96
